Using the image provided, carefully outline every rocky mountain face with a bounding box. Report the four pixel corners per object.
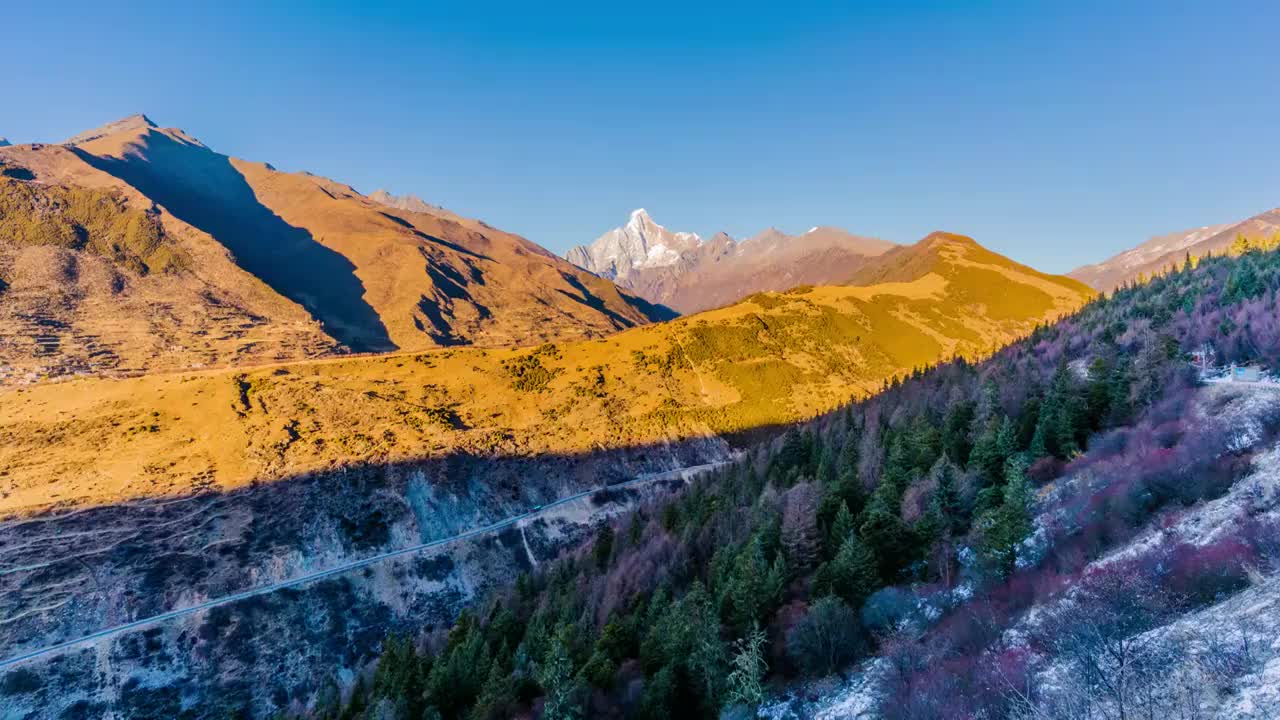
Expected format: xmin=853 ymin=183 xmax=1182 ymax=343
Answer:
xmin=0 ymin=116 xmax=667 ymax=383
xmin=0 ymin=138 xmax=11 ymax=148
xmin=566 ymin=209 xmax=895 ymax=313
xmin=1069 ymin=207 xmax=1280 ymax=291
xmin=0 ymin=437 xmax=732 ymax=719
xmin=367 ymin=189 xmax=439 ymax=215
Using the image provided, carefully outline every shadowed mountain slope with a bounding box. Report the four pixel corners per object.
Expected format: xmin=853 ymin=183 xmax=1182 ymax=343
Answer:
xmin=67 ymin=118 xmax=666 ymax=353
xmin=0 ymin=141 xmax=338 ymax=382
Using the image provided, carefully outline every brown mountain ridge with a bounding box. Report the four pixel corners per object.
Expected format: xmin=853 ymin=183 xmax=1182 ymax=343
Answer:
xmin=0 ymin=116 xmax=668 ymax=383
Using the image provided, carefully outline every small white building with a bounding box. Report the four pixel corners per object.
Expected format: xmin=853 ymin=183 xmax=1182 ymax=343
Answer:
xmin=1230 ymin=364 xmax=1263 ymax=382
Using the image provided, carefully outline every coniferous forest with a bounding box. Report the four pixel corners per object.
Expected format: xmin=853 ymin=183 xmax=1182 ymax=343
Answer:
xmin=314 ymin=249 xmax=1280 ymax=720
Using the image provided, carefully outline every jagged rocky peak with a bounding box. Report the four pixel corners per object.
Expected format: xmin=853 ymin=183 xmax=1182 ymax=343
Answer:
xmin=368 ymin=189 xmax=438 ymax=214
xmin=63 ymin=114 xmax=158 ymax=145
xmin=0 ymin=137 xmax=11 ymax=148
xmin=565 ymin=208 xmax=703 ymax=280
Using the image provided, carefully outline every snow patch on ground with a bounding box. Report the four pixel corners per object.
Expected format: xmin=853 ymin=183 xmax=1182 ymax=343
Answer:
xmin=760 ymin=659 xmax=883 ymax=719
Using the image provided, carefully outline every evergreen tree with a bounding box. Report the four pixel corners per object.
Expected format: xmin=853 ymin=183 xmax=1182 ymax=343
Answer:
xmin=969 ymin=415 xmax=1015 ymax=486
xmin=770 ymin=428 xmax=811 ymax=481
xmin=816 ymin=532 xmax=879 ymax=608
xmin=859 ymin=495 xmax=912 ymax=583
xmin=723 ymin=537 xmax=774 ymax=630
xmin=685 ymin=583 xmax=728 ymax=709
xmin=931 ymin=460 xmax=963 ymax=536
xmin=825 ymin=501 xmax=856 ymax=557
xmin=941 ymin=400 xmax=976 ymax=465
xmin=468 ymin=660 xmax=513 ymax=720
xmin=592 ymin=523 xmax=614 ymax=570
xmin=977 ymin=458 xmax=1033 ymax=577
xmin=638 ymin=664 xmax=676 ymax=720
xmin=372 ymin=635 xmax=426 ymax=718
xmin=426 ymin=612 xmax=489 ymax=717
xmin=1085 ymin=356 xmax=1113 ymax=430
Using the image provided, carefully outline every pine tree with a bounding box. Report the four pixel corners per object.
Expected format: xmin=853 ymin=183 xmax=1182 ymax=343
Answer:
xmin=970 ymin=414 xmax=1015 ymax=486
xmin=815 ymin=446 xmax=837 ymax=486
xmin=859 ymin=495 xmax=912 ymax=583
xmin=826 ymin=501 xmax=856 ymax=557
xmin=823 ymin=532 xmax=880 ymax=607
xmin=725 ymin=537 xmax=772 ymax=629
xmin=468 ymin=660 xmax=512 ymax=720
xmin=931 ymin=460 xmax=962 ymax=536
xmin=942 ymin=400 xmax=975 ymax=465
xmin=978 ymin=458 xmax=1033 ymax=577
xmin=592 ymin=524 xmax=614 ymax=570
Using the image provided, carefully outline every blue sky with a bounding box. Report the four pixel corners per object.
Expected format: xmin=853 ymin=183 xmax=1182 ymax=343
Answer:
xmin=3 ymin=1 xmax=1277 ymax=271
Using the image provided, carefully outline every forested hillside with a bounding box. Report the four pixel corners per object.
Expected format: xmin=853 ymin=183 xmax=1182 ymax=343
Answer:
xmin=324 ymin=248 xmax=1280 ymax=720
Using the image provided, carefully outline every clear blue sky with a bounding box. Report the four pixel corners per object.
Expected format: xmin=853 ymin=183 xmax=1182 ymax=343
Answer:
xmin=4 ymin=1 xmax=1277 ymax=271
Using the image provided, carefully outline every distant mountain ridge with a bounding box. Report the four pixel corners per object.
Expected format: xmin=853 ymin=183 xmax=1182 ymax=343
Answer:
xmin=1069 ymin=207 xmax=1280 ymax=290
xmin=566 ymin=209 xmax=895 ymax=313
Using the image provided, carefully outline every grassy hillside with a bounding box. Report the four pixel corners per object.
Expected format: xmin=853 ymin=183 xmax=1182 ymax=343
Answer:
xmin=0 ymin=176 xmax=186 ymax=275
xmin=0 ymin=234 xmax=1091 ymax=516
xmin=0 ymin=150 xmax=339 ymax=384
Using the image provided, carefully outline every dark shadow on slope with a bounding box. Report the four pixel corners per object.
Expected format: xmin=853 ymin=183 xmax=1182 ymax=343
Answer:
xmin=71 ymin=136 xmax=395 ymax=352
xmin=625 ymin=290 xmax=681 ymax=322
xmin=377 ymin=211 xmax=493 ymax=262
xmin=0 ymin=405 xmax=816 ymax=717
xmin=557 ymin=271 xmax=678 ymax=327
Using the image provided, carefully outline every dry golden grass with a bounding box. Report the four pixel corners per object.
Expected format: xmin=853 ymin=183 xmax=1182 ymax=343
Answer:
xmin=0 ymin=236 xmax=1093 ymax=517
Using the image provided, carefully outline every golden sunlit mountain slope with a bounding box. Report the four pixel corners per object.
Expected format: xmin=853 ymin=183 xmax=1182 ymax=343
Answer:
xmin=0 ymin=142 xmax=338 ymax=383
xmin=67 ymin=116 xmax=669 ymax=353
xmin=0 ymin=232 xmax=1092 ymax=516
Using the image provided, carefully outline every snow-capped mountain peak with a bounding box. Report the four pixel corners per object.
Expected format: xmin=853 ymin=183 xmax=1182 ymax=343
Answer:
xmin=565 ymin=209 xmax=702 ymax=280
xmin=565 ymin=210 xmax=897 ymax=314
